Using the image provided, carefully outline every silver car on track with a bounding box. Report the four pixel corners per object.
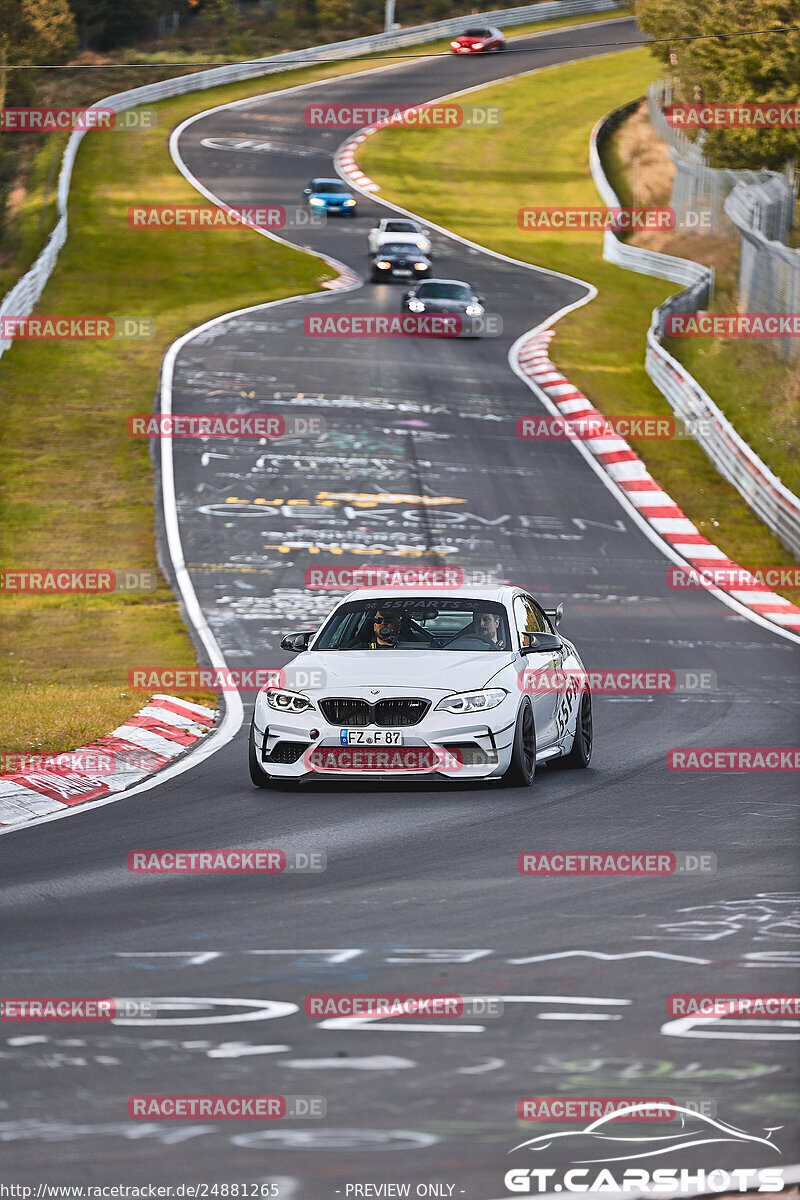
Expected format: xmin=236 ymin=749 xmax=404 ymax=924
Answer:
xmin=249 ymin=587 xmax=592 ymax=788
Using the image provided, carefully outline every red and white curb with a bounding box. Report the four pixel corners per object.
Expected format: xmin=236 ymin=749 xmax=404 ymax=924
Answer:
xmin=518 ymin=329 xmax=800 ymax=632
xmin=338 ymin=128 xmax=381 ymax=193
xmin=321 ymin=264 xmax=361 ymax=290
xmin=0 ymin=695 xmax=217 ymax=827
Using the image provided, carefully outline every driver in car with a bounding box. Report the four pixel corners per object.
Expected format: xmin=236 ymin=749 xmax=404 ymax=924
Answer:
xmin=472 ymin=609 xmax=506 ymax=648
xmin=365 ymin=610 xmax=403 ymax=648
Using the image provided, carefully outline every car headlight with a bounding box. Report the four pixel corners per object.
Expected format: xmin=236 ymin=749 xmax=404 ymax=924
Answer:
xmin=465 ymin=303 xmax=484 ymax=316
xmin=343 ymin=197 xmax=357 ymax=207
xmin=265 ymin=688 xmax=314 ymax=713
xmin=450 ymin=40 xmax=460 ymax=48
xmin=413 ymin=262 xmax=428 ymax=270
xmin=407 ymin=299 xmax=426 ymax=312
xmin=376 ymin=260 xmax=391 ymax=269
xmin=435 ymin=689 xmax=507 ymax=714
xmin=309 ymin=196 xmax=325 ymax=206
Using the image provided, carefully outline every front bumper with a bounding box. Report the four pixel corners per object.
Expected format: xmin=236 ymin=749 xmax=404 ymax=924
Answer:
xmin=251 ymin=699 xmax=518 ymax=782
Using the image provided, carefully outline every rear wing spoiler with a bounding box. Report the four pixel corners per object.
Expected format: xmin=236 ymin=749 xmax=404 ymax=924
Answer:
xmin=544 ymin=603 xmax=563 ymax=628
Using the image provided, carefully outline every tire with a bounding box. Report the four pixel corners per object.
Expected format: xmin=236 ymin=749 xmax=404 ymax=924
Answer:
xmin=555 ymin=690 xmax=593 ymax=769
xmin=248 ymin=717 xmax=272 ymax=788
xmin=502 ymin=699 xmax=536 ymax=787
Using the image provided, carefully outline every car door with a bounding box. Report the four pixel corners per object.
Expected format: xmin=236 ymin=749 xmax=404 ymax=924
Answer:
xmin=513 ymin=593 xmax=563 ymax=748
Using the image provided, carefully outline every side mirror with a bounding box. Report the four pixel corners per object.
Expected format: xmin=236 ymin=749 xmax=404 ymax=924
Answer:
xmin=303 ymin=187 xmax=312 ymax=196
xmin=520 ymin=633 xmax=562 ymax=654
xmin=280 ymin=631 xmax=315 ymax=652
xmin=545 ymin=603 xmax=563 ymax=628
xmin=477 ymin=296 xmax=486 ymax=304
xmin=402 ymin=290 xmax=412 ymax=300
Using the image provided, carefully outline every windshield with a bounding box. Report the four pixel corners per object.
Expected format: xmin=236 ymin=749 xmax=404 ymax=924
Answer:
xmin=380 ymin=243 xmax=423 ymax=256
xmin=385 ymin=221 xmax=416 ymax=231
xmin=463 ymin=28 xmax=489 ymax=36
xmin=313 ymin=180 xmax=349 ymax=193
xmin=314 ymin=598 xmax=511 ymax=651
xmin=416 ymin=283 xmax=471 ymax=301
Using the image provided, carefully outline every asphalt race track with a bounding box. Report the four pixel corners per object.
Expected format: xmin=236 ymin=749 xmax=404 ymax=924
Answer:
xmin=2 ymin=16 xmax=799 ymax=1197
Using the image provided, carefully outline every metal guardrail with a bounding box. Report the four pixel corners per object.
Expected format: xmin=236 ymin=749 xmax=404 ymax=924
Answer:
xmin=0 ymin=0 xmax=624 ymax=359
xmin=590 ymin=103 xmax=800 ymax=559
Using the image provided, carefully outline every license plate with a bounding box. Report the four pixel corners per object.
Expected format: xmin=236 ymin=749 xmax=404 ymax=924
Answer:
xmin=393 ymin=269 xmax=412 ymax=276
xmin=340 ymin=729 xmax=403 ymax=746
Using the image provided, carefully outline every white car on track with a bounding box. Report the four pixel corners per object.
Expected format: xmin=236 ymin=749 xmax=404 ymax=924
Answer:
xmin=249 ymin=587 xmax=592 ymax=788
xmin=367 ymin=218 xmax=432 ymax=255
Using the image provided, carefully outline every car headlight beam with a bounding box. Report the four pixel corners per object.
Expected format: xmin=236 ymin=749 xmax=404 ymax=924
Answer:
xmin=435 ymin=689 xmax=507 ymax=714
xmin=465 ymin=303 xmax=484 ymax=316
xmin=343 ymin=197 xmax=357 ymax=207
xmin=408 ymin=299 xmax=426 ymax=312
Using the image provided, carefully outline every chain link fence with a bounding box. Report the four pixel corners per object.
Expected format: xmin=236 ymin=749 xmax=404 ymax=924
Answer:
xmin=648 ymin=81 xmax=799 ymax=363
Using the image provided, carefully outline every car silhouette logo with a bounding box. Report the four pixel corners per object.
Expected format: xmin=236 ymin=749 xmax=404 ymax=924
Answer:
xmin=369 ymin=689 xmax=380 ymax=695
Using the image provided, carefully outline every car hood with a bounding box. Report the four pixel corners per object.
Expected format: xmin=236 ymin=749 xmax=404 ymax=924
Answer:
xmin=415 ymin=297 xmax=473 ymax=312
xmin=315 ymin=191 xmax=350 ymax=200
xmin=285 ymin=649 xmax=516 ymax=695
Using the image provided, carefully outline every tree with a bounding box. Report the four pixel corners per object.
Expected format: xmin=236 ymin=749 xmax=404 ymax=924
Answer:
xmin=634 ymin=0 xmax=800 ymax=168
xmin=0 ymin=0 xmax=77 ymax=106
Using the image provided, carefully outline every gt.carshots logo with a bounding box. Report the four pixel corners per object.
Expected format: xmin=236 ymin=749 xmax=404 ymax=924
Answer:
xmin=503 ymin=1169 xmax=785 ymax=1194
xmin=505 ymin=1105 xmax=784 ymax=1192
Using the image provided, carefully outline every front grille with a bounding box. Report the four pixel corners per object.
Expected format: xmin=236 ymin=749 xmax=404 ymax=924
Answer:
xmin=266 ymin=741 xmax=306 ymax=764
xmin=374 ymin=698 xmax=429 ymax=726
xmin=319 ymin=698 xmax=371 ymax=726
xmin=319 ymin=697 xmax=430 ymax=727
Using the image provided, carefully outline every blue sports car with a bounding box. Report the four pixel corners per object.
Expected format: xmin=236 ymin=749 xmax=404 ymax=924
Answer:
xmin=302 ymin=177 xmax=358 ymax=215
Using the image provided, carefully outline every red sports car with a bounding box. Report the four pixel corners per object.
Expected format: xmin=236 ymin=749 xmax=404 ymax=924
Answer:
xmin=450 ymin=26 xmax=506 ymax=54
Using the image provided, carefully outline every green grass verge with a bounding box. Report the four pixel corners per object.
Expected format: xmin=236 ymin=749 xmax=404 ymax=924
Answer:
xmin=357 ymin=48 xmax=800 ymax=604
